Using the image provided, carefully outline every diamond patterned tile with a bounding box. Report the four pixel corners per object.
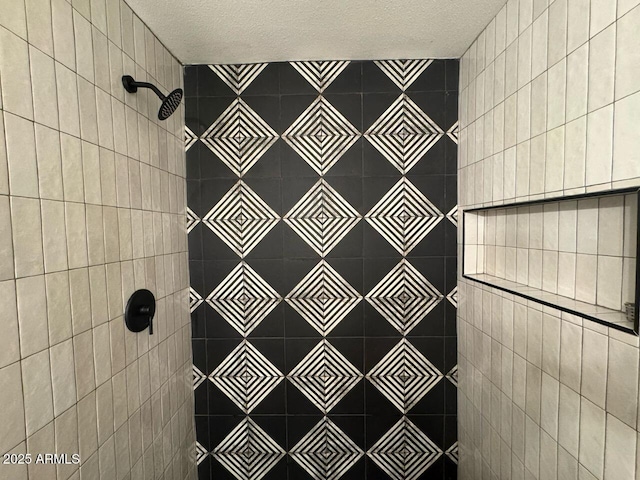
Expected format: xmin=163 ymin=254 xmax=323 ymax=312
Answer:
xmin=208 ymin=63 xmax=269 ymax=95
xmin=445 ymin=441 xmax=458 ymax=464
xmin=196 ymin=441 xmax=209 ymax=465
xmin=193 ymin=365 xmax=207 ymax=390
xmin=290 ymin=416 xmax=363 ymax=480
xmin=291 ymin=61 xmax=351 ymax=92
xmin=364 ymin=94 xmax=444 ymax=174
xmin=446 ymin=285 xmax=458 ymax=308
xmin=209 ymin=340 xmax=284 ymax=413
xmin=374 ymin=60 xmax=434 ymax=91
xmin=288 ymin=339 xmax=362 ymax=413
xmin=190 ymin=286 xmax=204 ymax=312
xmin=202 ymin=180 xmax=280 ymax=258
xmin=282 ymin=96 xmax=360 ymax=175
xmin=446 ymin=365 xmax=458 ymax=387
xmin=366 ymin=259 xmax=443 ymax=335
xmin=446 ymin=121 xmax=459 ymax=144
xmin=365 ymin=177 xmax=444 ymax=256
xmin=212 ymin=417 xmax=285 ymax=480
xmin=366 ymin=338 xmax=443 ymax=413
xmin=446 ymin=205 xmax=458 ymax=227
xmin=285 ymin=260 xmax=362 ymax=336
xmin=367 ymin=416 xmax=443 ymax=480
xmin=206 ymin=262 xmax=281 ymax=336
xmin=284 ymin=179 xmax=361 ymax=257
xmin=185 ymin=125 xmax=198 ymax=151
xmin=187 ymin=207 xmax=201 ymax=234
xmin=201 ymin=98 xmax=278 ymax=176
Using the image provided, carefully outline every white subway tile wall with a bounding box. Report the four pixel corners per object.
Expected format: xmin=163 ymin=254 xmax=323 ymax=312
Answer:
xmin=458 ymin=0 xmax=640 ymax=478
xmin=0 ymin=0 xmax=194 ymax=479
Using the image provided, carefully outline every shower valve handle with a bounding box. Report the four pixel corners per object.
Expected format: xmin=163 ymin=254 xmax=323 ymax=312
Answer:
xmin=125 ymin=289 xmax=156 ymax=335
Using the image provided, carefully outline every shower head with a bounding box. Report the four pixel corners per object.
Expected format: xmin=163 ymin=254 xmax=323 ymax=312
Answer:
xmin=122 ymin=75 xmax=183 ymax=120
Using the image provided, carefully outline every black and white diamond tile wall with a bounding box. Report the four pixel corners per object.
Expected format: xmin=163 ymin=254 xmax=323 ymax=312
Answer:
xmin=187 ymin=59 xmax=458 ymax=480
xmin=282 ymin=95 xmax=360 ymax=175
xmin=291 ymin=61 xmax=351 ymax=92
xmin=202 ymin=180 xmax=280 ymax=257
xmin=365 ymin=177 xmax=444 ymax=255
xmin=364 ymin=94 xmax=443 ymax=174
xmin=212 ymin=417 xmax=286 ymax=480
xmin=286 ymin=260 xmax=362 ymax=335
xmin=206 ymin=262 xmax=281 ymax=336
xmin=367 ymin=338 xmax=443 ymax=413
xmin=201 ymin=98 xmax=278 ymax=176
xmin=290 ymin=417 xmax=364 ymax=480
xmin=368 ymin=417 xmax=443 ymax=480
xmin=288 ymin=339 xmax=362 ymax=413
xmin=284 ymin=179 xmax=361 ymax=257
xmin=209 ymin=340 xmax=284 ymax=413
xmin=366 ymin=259 xmax=443 ymax=335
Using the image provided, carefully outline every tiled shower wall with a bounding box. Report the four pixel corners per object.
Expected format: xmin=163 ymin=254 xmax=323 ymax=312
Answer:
xmin=185 ymin=60 xmax=459 ymax=479
xmin=0 ymin=0 xmax=194 ymax=479
xmin=458 ymin=0 xmax=640 ymax=478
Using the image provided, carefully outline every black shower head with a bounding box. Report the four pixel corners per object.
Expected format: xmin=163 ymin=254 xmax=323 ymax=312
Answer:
xmin=122 ymin=75 xmax=183 ymax=121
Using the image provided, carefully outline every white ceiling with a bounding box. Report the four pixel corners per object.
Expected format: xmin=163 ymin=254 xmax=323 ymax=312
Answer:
xmin=127 ymin=0 xmax=506 ymax=65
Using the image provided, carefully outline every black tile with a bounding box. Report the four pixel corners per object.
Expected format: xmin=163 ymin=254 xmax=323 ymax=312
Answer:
xmin=184 ymin=65 xmax=198 ymax=97
xmin=362 ymin=62 xmax=401 ymax=93
xmin=197 ymin=96 xmax=235 ymax=130
xmin=404 ymin=138 xmax=448 ymax=175
xmin=208 ymin=382 xmax=243 ymax=415
xmin=279 ymin=62 xmax=318 ymax=95
xmin=408 ymin=91 xmax=448 ymax=130
xmin=362 ymin=92 xmax=397 ymax=131
xmin=286 ymin=380 xmax=323 ymax=414
xmin=324 ymin=138 xmax=363 ymax=178
xmin=324 ymin=61 xmax=362 ymax=94
xmin=199 ymin=144 xmax=238 ymax=179
xmin=406 ymin=59 xmax=447 ymax=93
xmin=446 ymin=60 xmax=460 ymax=92
xmin=197 ymin=65 xmax=234 ymax=97
xmin=280 ymin=94 xmax=317 ymax=133
xmin=244 ymin=95 xmax=281 ymax=132
xmin=243 ymin=140 xmax=281 ymax=179
xmin=242 ymin=63 xmax=280 ymax=96
xmin=324 ymin=93 xmax=363 ymax=131
xmin=197 ymin=454 xmax=212 ymax=480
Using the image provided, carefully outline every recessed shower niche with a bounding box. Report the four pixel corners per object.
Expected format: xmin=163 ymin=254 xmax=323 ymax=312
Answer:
xmin=463 ymin=188 xmax=640 ymax=334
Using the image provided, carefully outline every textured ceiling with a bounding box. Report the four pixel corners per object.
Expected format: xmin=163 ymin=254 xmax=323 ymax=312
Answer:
xmin=126 ymin=0 xmax=506 ymax=65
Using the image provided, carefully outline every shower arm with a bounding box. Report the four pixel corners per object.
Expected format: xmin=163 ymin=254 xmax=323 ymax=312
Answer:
xmin=122 ymin=75 xmax=166 ymax=100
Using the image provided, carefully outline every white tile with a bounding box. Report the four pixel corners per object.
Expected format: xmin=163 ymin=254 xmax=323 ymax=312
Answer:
xmin=120 ymin=2 xmax=135 ymax=59
xmin=531 ymin=73 xmax=547 ymax=137
xmin=556 ymin=252 xmax=576 ymax=298
xmin=0 ymin=0 xmax=27 ymax=39
xmin=0 ymin=196 xmax=14 ymax=282
xmin=563 ymin=117 xmax=586 ymax=190
xmin=34 ymin=125 xmax=63 ymax=201
xmin=0 ymin=26 xmax=32 ymax=121
xmin=547 ymin=59 xmax=566 ymax=129
xmin=619 ymin=0 xmax=640 ymax=16
xmin=0 ymin=363 xmax=26 ymax=454
xmin=49 ymin=338 xmax=77 ymax=415
xmin=623 ymin=194 xmax=637 ymax=256
xmin=82 ymin=141 xmax=102 ymax=205
xmin=597 ymin=195 xmax=624 ymax=256
xmin=517 ymin=84 xmax=531 ymax=144
xmin=105 ymin=0 xmax=121 ymax=47
xmin=548 ymin=0 xmax=568 ymax=66
xmin=585 ymin=105 xmax=614 ymax=186
xmin=74 ymin=330 xmax=96 ymax=400
xmin=575 ymin=253 xmax=597 ymax=303
xmin=93 ymin=27 xmax=110 ymax=94
xmin=518 ymin=26 xmax=533 ymax=89
xmin=531 ymin=11 xmax=548 ymax=79
xmin=10 ymin=196 xmax=44 ymax=278
xmin=580 ymin=329 xmax=607 ymax=407
xmin=96 ymin=87 xmax=115 ymax=150
xmin=591 ymin=0 xmax=617 ymax=37
xmin=78 ymin=77 xmax=99 ymax=144
xmin=530 ymin=134 xmax=546 ymax=195
xmin=60 ymin=133 xmax=84 ymax=202
xmin=576 ymin=198 xmax=598 ymax=254
xmin=65 ymin=202 xmax=88 ymax=270
xmin=607 ymin=338 xmax=639 ymax=428
xmin=545 ymin=126 xmax=565 ymax=193
xmin=26 ymin=422 xmax=55 ymax=480
xmin=516 ymin=141 xmax=530 ymax=198
xmin=41 ymin=199 xmax=68 ymax=273
xmin=565 ymin=43 xmax=588 ymax=122
xmin=0 ymin=115 xmax=7 ymax=196
xmin=77 ymin=391 xmax=98 ymax=460
xmin=567 ymin=0 xmax=590 ymax=52
xmin=0 ymin=280 xmax=20 ymax=368
xmin=588 ymin=24 xmax=616 ymax=112
xmin=21 ymin=349 xmax=54 ymax=435
xmin=45 ymin=271 xmax=72 ymax=346
xmin=595 ymin=256 xmax=626 ymax=309
xmin=86 ymin=204 xmax=105 ymax=266
xmin=613 ymin=91 xmax=640 ymax=181
xmin=91 ymin=0 xmax=107 ymax=34
xmin=604 ymin=414 xmax=636 ymax=479
xmin=55 ymin=62 xmax=81 ymax=137
xmin=25 ymin=0 xmax=54 ymax=56
xmin=51 ymin=0 xmax=76 ymax=70
xmin=558 ymin=384 xmax=580 ymax=457
xmin=73 ymin=10 xmax=94 ymax=83
xmin=505 ymin=43 xmax=518 ymax=99
xmin=54 ymin=407 xmax=78 ymax=479
xmin=29 ymin=47 xmax=58 ymax=130
xmin=616 ymin=4 xmax=640 ymax=100
xmin=4 ymin=112 xmax=38 ymax=198
xmin=579 ymin=397 xmax=605 ymax=479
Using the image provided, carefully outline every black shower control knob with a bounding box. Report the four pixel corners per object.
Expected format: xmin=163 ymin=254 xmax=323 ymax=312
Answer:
xmin=124 ymin=289 xmax=156 ymax=335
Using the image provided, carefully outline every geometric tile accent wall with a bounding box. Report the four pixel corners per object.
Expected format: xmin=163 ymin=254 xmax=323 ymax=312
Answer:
xmin=185 ymin=59 xmax=458 ymax=480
